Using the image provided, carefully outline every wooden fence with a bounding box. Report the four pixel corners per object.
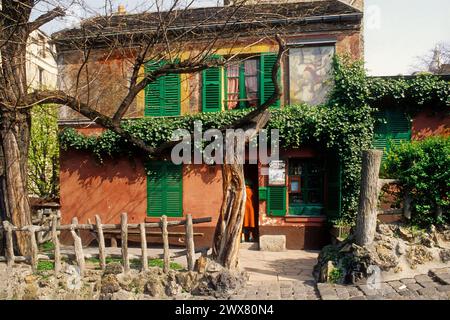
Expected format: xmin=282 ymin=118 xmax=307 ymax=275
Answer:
xmin=0 ymin=213 xmax=211 ymax=276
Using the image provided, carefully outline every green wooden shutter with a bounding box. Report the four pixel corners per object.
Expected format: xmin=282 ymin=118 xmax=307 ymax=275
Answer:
xmin=325 ymin=157 xmax=342 ymax=220
xmin=164 ymin=163 xmax=183 ymax=217
xmin=147 ymin=162 xmax=183 ymax=217
xmin=267 ymin=186 xmax=286 ymax=216
xmin=259 ymin=53 xmax=281 ymax=108
xmin=163 ymin=72 xmax=181 ymax=116
xmin=145 ymin=61 xmax=164 ymax=116
xmin=144 ymin=61 xmax=181 ymax=117
xmin=373 ymin=109 xmax=411 ymax=159
xmin=147 ymin=162 xmax=165 ymax=216
xmin=202 ymin=56 xmax=222 ymax=112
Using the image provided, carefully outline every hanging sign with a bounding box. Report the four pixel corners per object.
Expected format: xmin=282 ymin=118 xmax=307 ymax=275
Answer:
xmin=268 ymin=160 xmax=286 ymax=186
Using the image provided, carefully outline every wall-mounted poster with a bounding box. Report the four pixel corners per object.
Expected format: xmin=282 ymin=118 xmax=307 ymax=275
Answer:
xmin=268 ymin=160 xmax=286 ymax=186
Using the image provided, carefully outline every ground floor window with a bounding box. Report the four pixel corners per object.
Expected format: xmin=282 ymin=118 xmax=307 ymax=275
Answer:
xmin=288 ymin=159 xmax=324 ymax=216
xmin=147 ymin=162 xmax=183 ymax=217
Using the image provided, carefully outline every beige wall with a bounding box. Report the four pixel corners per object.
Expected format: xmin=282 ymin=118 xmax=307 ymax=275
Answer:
xmin=26 ymin=30 xmax=58 ymax=90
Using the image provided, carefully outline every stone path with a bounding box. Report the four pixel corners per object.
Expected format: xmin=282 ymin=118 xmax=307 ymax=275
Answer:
xmin=316 ymin=268 xmax=450 ymax=300
xmin=230 ymin=248 xmax=450 ymax=300
xmin=233 ymin=247 xmax=320 ymax=299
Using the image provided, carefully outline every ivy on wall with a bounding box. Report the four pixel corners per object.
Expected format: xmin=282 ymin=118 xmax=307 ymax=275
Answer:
xmin=59 ymin=55 xmax=450 ymax=222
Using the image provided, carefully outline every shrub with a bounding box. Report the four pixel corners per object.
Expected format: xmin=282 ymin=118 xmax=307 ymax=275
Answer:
xmin=384 ymin=136 xmax=450 ymax=226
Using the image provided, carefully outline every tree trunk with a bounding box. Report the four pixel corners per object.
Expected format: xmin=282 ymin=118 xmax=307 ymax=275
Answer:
xmin=355 ymin=149 xmax=383 ymax=246
xmin=212 ymin=162 xmax=246 ymax=270
xmin=0 ymin=112 xmax=32 ymax=255
xmin=0 ymin=3 xmax=34 ymax=256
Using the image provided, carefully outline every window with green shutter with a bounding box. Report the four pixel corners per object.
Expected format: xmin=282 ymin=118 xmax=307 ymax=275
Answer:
xmin=259 ymin=53 xmax=281 ymax=109
xmin=373 ymin=109 xmax=411 ymax=159
xmin=202 ymin=58 xmax=223 ymax=112
xmin=147 ymin=162 xmax=183 ymax=217
xmin=144 ymin=61 xmax=181 ymax=117
xmin=267 ymin=186 xmax=286 ymax=216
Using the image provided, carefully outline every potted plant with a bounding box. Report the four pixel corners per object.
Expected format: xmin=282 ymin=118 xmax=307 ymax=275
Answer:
xmin=330 ymin=218 xmax=354 ymax=243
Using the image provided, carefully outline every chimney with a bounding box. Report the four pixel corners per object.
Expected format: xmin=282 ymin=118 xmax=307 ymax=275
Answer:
xmin=117 ymin=4 xmax=126 ymax=15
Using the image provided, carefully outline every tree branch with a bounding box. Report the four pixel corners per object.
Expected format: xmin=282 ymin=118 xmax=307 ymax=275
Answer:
xmin=28 ymin=7 xmax=65 ymax=32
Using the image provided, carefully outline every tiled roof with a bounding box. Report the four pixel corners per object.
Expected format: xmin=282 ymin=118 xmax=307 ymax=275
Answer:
xmin=53 ymin=1 xmax=361 ymax=41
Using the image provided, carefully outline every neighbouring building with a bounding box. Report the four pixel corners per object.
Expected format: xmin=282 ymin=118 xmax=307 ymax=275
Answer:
xmin=27 ymin=30 xmax=58 ymax=90
xmin=52 ymin=0 xmax=449 ymax=250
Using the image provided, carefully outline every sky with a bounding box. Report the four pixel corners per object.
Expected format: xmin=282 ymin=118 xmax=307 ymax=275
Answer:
xmin=37 ymin=0 xmax=450 ymax=76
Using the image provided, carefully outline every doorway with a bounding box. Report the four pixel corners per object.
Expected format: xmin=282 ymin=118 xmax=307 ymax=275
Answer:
xmin=242 ymin=164 xmax=259 ymax=242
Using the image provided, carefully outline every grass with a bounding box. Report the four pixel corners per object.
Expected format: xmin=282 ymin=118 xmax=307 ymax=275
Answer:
xmin=37 ymin=260 xmax=55 ymax=271
xmin=40 ymin=241 xmax=55 ymax=252
xmin=85 ymin=257 xmax=183 ymax=270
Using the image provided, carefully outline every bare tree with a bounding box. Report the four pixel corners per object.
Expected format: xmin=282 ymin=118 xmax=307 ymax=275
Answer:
xmin=0 ymin=0 xmax=291 ymax=268
xmin=412 ymin=42 xmax=450 ymax=75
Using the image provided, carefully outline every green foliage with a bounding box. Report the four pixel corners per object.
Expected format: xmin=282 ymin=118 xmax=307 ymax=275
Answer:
xmin=330 ymin=55 xmax=449 ymax=111
xmin=328 ymin=266 xmax=344 ymax=284
xmin=384 ymin=136 xmax=450 ymax=226
xmin=40 ymin=241 xmax=55 ymax=252
xmin=37 ymin=260 xmax=55 ymax=271
xmin=29 ymin=104 xmax=59 ymax=199
xmin=85 ymin=257 xmax=183 ymax=270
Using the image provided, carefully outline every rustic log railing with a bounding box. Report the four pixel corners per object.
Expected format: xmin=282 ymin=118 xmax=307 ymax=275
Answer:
xmin=0 ymin=214 xmax=211 ymax=276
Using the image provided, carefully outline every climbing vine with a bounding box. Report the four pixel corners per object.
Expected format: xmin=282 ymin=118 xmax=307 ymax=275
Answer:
xmin=59 ymin=55 xmax=450 ymax=222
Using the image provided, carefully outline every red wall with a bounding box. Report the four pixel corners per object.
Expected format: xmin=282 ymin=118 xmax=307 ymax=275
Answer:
xmin=412 ymin=108 xmax=450 ymax=140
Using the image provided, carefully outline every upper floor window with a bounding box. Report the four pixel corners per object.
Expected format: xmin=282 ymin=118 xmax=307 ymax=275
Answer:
xmin=144 ymin=60 xmax=181 ymax=117
xmin=226 ymin=58 xmax=259 ymax=109
xmin=202 ymin=53 xmax=280 ymax=113
xmin=288 ymin=45 xmax=335 ymax=106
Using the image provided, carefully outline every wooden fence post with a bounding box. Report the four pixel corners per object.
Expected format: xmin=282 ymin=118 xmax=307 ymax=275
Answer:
xmin=70 ymin=220 xmax=85 ymax=277
xmin=95 ymin=215 xmax=106 ymax=270
xmin=29 ymin=226 xmax=39 ymax=272
xmin=52 ymin=215 xmax=61 ymax=274
xmin=185 ymin=214 xmax=195 ymax=271
xmin=356 ymin=150 xmax=383 ymax=246
xmin=161 ymin=215 xmax=170 ymax=273
xmin=139 ymin=222 xmax=148 ymax=272
xmin=121 ymin=213 xmax=130 ymax=273
xmin=3 ymin=221 xmax=14 ymax=267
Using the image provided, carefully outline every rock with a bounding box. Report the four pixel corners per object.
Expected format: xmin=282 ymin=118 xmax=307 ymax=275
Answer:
xmin=165 ymin=280 xmax=182 ymax=296
xmin=420 ymin=234 xmax=435 ymax=248
xmin=439 ymin=249 xmax=450 ymax=263
xmin=375 ymin=244 xmax=398 ymax=270
xmin=111 ymin=289 xmax=133 ymax=300
xmin=176 ymin=271 xmax=198 ymax=292
xmin=396 ymin=241 xmax=406 ymax=256
xmin=442 ymin=230 xmax=450 ymax=242
xmin=22 ymin=283 xmax=39 ymax=300
xmin=103 ymin=262 xmax=124 ymax=275
xmin=194 ymin=256 xmax=207 ymax=273
xmin=193 ymin=269 xmax=246 ymax=298
xmin=259 ymin=235 xmax=286 ymax=252
xmin=100 ymin=274 xmax=120 ymax=294
xmin=398 ymin=227 xmax=414 ymax=242
xmin=205 ymin=260 xmax=223 ymax=273
xmin=144 ymin=279 xmax=165 ymax=297
xmin=406 ymin=245 xmax=433 ymax=268
xmin=319 ymin=261 xmax=335 ymax=283
xmin=24 ymin=275 xmax=37 ymax=284
xmin=377 ymin=224 xmax=394 ymax=237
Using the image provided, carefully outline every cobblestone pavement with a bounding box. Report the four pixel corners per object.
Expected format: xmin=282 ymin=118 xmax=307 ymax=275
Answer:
xmin=228 ymin=248 xmax=450 ymax=300
xmin=230 ymin=267 xmax=450 ymax=300
xmin=316 ymin=268 xmax=450 ymax=300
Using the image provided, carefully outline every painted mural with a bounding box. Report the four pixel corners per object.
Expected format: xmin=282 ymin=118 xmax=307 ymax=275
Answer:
xmin=288 ymin=46 xmax=335 ymax=106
